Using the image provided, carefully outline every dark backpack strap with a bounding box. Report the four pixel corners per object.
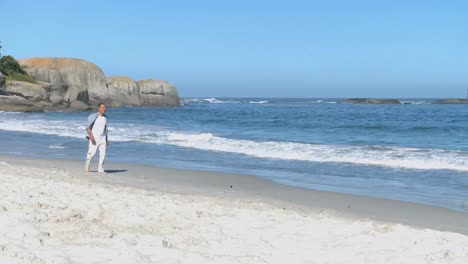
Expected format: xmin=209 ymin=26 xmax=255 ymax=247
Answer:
xmin=105 ymin=115 xmax=108 ymax=142
xmin=88 ymin=115 xmax=99 ymax=130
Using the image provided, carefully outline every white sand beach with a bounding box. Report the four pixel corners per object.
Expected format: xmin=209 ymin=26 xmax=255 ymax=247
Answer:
xmin=1 ymin=156 xmax=468 ymax=264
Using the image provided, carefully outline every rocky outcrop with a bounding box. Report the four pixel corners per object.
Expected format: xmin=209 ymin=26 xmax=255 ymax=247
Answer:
xmin=0 ymin=57 xmax=180 ymax=112
xmin=106 ymin=76 xmax=141 ymax=107
xmin=4 ymin=81 xmax=48 ymax=102
xmin=138 ymin=79 xmax=180 ymax=106
xmin=432 ymin=99 xmax=468 ymax=104
xmin=342 ymin=98 xmax=401 ymax=104
xmin=43 ymin=84 xmax=70 ymax=105
xmin=0 ymin=80 xmax=89 ymax=111
xmin=18 ymin=58 xmax=105 ymax=105
xmin=106 ymin=77 xmax=180 ymax=107
xmin=0 ymin=95 xmax=48 ymax=112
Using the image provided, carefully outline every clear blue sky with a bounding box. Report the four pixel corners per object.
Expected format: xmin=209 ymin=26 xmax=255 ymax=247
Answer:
xmin=1 ymin=0 xmax=467 ymax=98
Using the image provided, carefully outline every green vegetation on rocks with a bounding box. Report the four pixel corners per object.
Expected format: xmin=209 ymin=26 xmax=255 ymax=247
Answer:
xmin=0 ymin=55 xmax=36 ymax=83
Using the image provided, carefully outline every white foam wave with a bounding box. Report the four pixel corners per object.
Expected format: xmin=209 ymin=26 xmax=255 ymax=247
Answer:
xmin=152 ymin=132 xmax=468 ymax=171
xmin=311 ymin=100 xmax=337 ymax=104
xmin=49 ymin=144 xmax=66 ymax=149
xmin=183 ymin=98 xmax=241 ymax=104
xmin=248 ymin=100 xmax=269 ymax=104
xmin=0 ymin=118 xmax=467 ymax=171
xmin=183 ymin=98 xmax=270 ymax=104
xmin=204 ymin=98 xmax=234 ymax=104
xmin=401 ymin=101 xmax=431 ymax=105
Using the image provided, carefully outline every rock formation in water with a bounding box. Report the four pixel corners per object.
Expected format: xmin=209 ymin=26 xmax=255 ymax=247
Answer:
xmin=106 ymin=76 xmax=180 ymax=107
xmin=432 ymin=98 xmax=468 ymax=104
xmin=137 ymin=79 xmax=180 ymax=106
xmin=341 ymin=98 xmax=401 ymax=104
xmin=105 ymin=76 xmax=141 ymax=107
xmin=0 ymin=57 xmax=180 ymax=112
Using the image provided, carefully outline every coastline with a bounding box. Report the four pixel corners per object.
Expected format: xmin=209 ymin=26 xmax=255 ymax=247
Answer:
xmin=1 ymin=154 xmax=468 ymax=263
xmin=2 ymin=102 xmax=468 ymax=213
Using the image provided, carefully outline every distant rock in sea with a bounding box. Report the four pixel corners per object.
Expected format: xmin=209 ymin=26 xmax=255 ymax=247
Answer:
xmin=341 ymin=98 xmax=401 ymax=104
xmin=0 ymin=57 xmax=180 ymax=112
xmin=432 ymin=98 xmax=468 ymax=104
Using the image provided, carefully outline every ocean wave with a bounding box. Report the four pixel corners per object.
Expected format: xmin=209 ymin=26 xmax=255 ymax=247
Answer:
xmin=248 ymin=100 xmax=269 ymax=104
xmin=183 ymin=98 xmax=241 ymax=104
xmin=149 ymin=132 xmax=468 ymax=171
xmin=184 ymin=99 xmax=436 ymax=105
xmin=49 ymin=144 xmax=67 ymax=149
xmin=400 ymin=100 xmax=432 ymax=105
xmin=183 ymin=98 xmax=270 ymax=104
xmin=304 ymin=100 xmax=337 ymax=104
xmin=0 ymin=118 xmax=467 ymax=171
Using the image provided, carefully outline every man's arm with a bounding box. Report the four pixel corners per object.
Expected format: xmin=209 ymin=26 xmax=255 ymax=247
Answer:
xmin=105 ymin=120 xmax=109 ymax=145
xmin=86 ymin=127 xmax=96 ymax=145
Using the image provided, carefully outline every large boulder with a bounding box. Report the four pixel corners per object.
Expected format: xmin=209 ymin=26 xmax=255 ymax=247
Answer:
xmin=137 ymin=79 xmax=180 ymax=106
xmin=106 ymin=76 xmax=141 ymax=107
xmin=18 ymin=58 xmax=106 ymax=104
xmin=42 ymin=84 xmax=69 ymax=105
xmin=0 ymin=95 xmax=45 ymax=112
xmin=0 ymin=80 xmax=70 ymax=111
xmin=342 ymin=98 xmax=401 ymax=104
xmin=4 ymin=81 xmax=48 ymax=102
xmin=69 ymin=101 xmax=91 ymax=111
xmin=106 ymin=77 xmax=180 ymax=106
xmin=0 ymin=57 xmax=182 ymax=112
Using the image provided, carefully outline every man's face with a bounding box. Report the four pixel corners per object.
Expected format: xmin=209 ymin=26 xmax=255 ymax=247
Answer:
xmin=98 ymin=104 xmax=106 ymax=114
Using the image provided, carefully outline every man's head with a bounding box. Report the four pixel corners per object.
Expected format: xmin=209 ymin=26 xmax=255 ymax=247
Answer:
xmin=97 ymin=103 xmax=106 ymax=115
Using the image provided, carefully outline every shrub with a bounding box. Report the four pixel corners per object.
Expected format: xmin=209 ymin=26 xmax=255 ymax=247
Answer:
xmin=6 ymin=72 xmax=37 ymax=83
xmin=0 ymin=55 xmax=36 ymax=83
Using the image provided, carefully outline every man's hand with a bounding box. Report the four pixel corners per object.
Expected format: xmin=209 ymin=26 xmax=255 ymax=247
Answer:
xmin=86 ymin=128 xmax=97 ymax=145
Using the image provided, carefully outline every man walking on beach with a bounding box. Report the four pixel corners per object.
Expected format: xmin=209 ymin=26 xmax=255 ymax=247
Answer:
xmin=85 ymin=103 xmax=108 ymax=173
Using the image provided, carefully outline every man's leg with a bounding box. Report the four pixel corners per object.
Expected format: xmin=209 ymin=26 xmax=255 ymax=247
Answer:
xmin=98 ymin=142 xmax=107 ymax=173
xmin=85 ymin=141 xmax=98 ymax=172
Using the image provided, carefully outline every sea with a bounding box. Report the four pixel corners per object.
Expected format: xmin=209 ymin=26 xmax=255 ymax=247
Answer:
xmin=0 ymin=98 xmax=467 ymax=212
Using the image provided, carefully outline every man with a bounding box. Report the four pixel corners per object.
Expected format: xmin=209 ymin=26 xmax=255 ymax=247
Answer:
xmin=85 ymin=103 xmax=108 ymax=173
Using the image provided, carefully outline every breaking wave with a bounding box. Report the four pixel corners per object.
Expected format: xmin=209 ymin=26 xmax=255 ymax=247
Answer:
xmin=0 ymin=118 xmax=467 ymax=171
xmin=183 ymin=98 xmax=270 ymax=104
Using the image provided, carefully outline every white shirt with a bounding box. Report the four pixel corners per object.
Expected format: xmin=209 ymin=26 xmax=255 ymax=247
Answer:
xmin=91 ymin=115 xmax=107 ymax=142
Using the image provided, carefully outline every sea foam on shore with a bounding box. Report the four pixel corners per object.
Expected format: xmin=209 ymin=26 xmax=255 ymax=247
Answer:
xmin=0 ymin=160 xmax=467 ymax=264
xmin=1 ymin=116 xmax=467 ymax=172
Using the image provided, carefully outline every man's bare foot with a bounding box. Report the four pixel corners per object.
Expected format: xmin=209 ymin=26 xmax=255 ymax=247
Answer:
xmin=98 ymin=170 xmax=106 ymax=174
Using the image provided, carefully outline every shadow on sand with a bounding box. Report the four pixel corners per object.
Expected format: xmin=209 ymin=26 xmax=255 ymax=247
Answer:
xmin=104 ymin=169 xmax=128 ymax=174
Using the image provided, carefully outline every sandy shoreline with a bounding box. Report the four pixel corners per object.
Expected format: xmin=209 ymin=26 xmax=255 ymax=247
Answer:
xmin=1 ymin=155 xmax=468 ymax=263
